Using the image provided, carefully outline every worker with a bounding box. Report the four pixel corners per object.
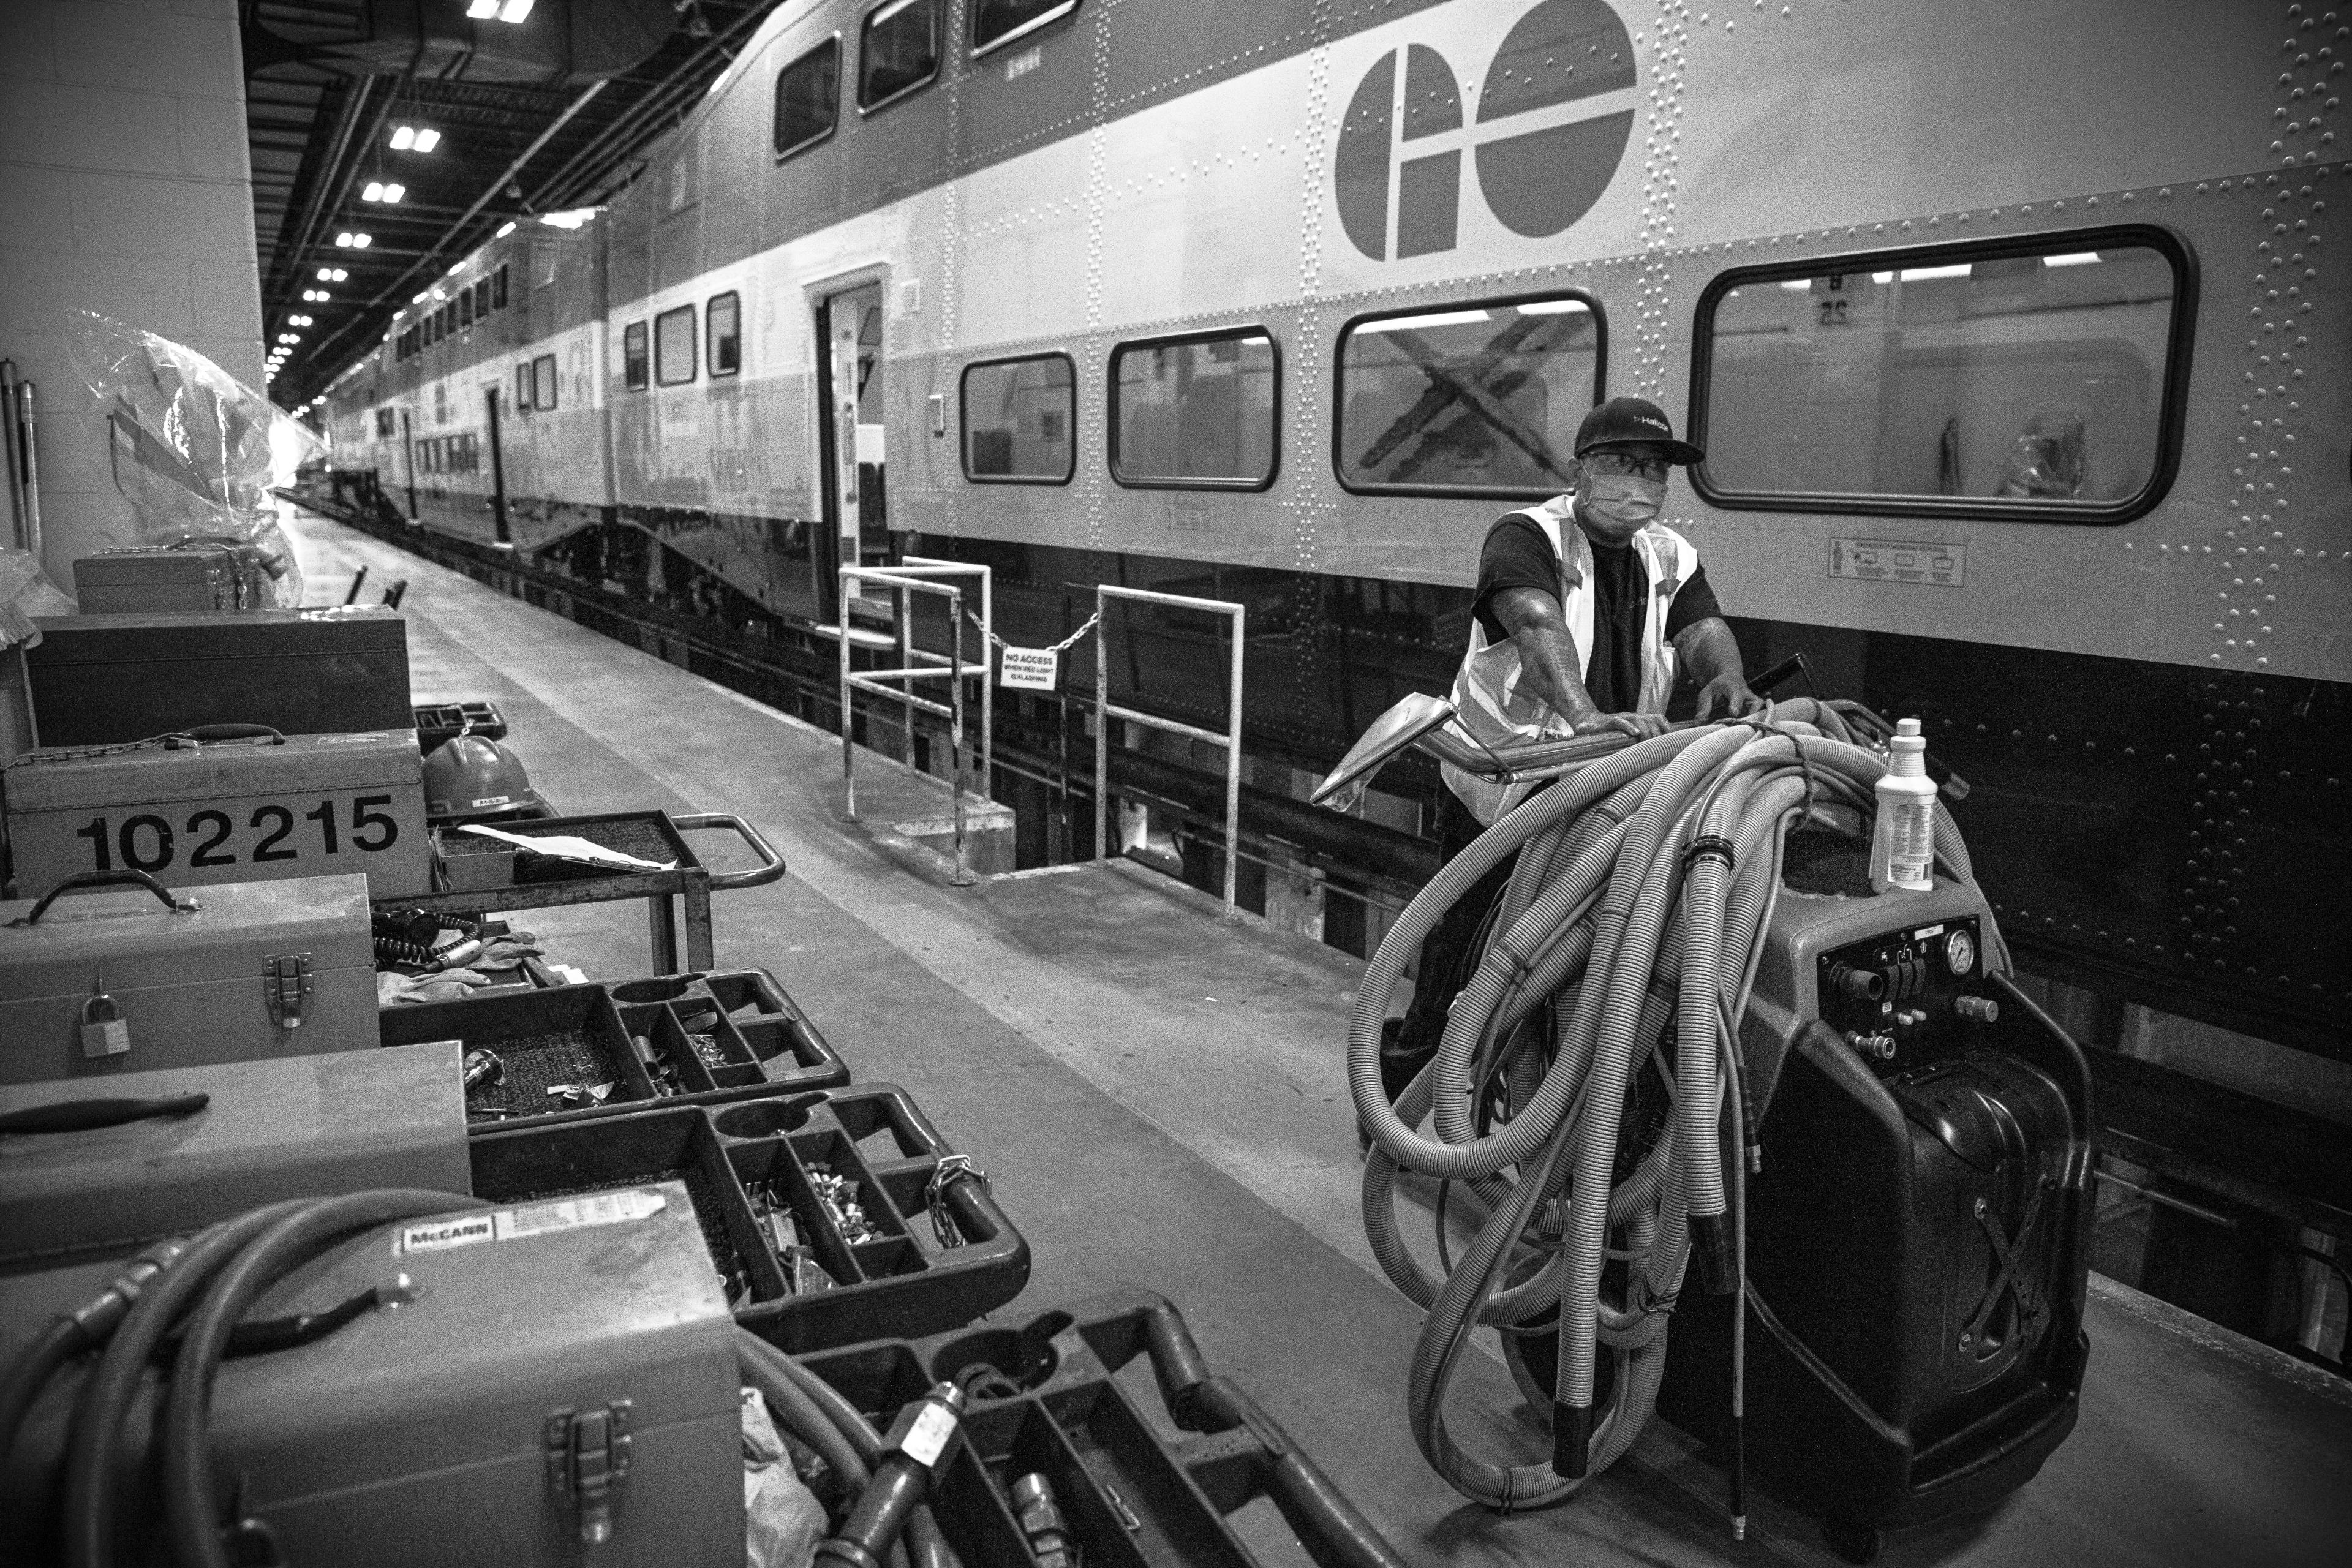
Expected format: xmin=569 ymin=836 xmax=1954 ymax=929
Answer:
xmin=1379 ymin=396 xmax=1765 ymax=1103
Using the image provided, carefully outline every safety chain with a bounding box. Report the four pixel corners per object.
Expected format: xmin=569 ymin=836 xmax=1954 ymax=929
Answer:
xmin=963 ymin=608 xmax=1099 ymax=655
xmin=1 ymin=732 xmax=187 ymax=772
xmin=925 ymin=1153 xmax=990 ymax=1249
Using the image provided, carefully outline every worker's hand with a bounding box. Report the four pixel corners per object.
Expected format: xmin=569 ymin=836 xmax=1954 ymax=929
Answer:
xmin=1569 ymin=709 xmax=1669 ymax=740
xmin=1694 ymin=674 xmax=1765 ymax=723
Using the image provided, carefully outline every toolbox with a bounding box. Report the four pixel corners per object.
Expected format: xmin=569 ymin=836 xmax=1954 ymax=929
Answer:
xmin=0 ymin=870 xmax=377 ymax=1085
xmin=0 ymin=1041 xmax=470 ymax=1266
xmin=797 ymin=1289 xmax=1408 ymax=1568
xmin=469 ymin=1083 xmax=1027 ymax=1352
xmin=0 ymin=1179 xmax=741 ymax=1567
xmin=21 ymin=606 xmax=411 ymax=745
xmin=377 ymin=968 xmax=851 ymax=1130
xmin=4 ymin=726 xmax=430 ymax=899
xmin=72 ymin=543 xmax=271 ymax=614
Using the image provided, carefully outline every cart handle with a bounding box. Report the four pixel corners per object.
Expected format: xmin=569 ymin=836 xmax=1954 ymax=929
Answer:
xmin=10 ymin=869 xmax=202 ymax=927
xmin=671 ymin=813 xmax=788 ymax=891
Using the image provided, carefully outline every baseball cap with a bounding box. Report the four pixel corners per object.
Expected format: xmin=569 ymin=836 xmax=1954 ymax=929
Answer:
xmin=1574 ymin=396 xmax=1705 ymax=466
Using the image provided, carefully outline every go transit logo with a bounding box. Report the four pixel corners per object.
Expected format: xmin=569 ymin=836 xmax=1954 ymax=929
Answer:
xmin=1335 ymin=0 xmax=1638 ymax=260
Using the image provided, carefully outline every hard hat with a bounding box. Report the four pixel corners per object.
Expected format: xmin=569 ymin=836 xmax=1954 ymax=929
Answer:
xmin=423 ymin=734 xmax=546 ymax=823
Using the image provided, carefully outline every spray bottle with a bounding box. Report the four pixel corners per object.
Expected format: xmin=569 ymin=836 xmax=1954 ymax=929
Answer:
xmin=1869 ymin=718 xmax=1937 ymax=894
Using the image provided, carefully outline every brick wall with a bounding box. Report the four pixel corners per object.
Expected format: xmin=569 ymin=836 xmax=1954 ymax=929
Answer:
xmin=0 ymin=0 xmax=263 ymax=589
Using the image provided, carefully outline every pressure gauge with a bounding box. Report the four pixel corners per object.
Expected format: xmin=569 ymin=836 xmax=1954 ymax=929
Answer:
xmin=1945 ymin=928 xmax=1976 ymax=977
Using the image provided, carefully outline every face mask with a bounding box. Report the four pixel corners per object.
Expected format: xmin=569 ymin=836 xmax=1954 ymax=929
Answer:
xmin=1580 ymin=473 xmax=1667 ymax=529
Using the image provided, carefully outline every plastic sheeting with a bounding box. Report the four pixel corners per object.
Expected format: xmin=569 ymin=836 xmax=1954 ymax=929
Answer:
xmin=0 ymin=548 xmax=75 ymax=650
xmin=66 ymin=309 xmax=325 ymax=608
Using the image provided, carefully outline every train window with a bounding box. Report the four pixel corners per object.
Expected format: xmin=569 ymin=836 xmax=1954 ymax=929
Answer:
xmin=707 ymin=292 xmax=741 ymax=377
xmin=1690 ymin=227 xmax=2193 ymax=523
xmin=516 ymin=364 xmax=533 ymax=412
xmin=532 ymin=353 xmax=559 ymax=412
xmin=859 ymin=0 xmax=939 ymax=113
xmin=473 ymin=279 xmax=491 ymax=319
xmin=458 ymin=292 xmax=473 ymax=328
xmin=655 ymin=306 xmax=696 ymax=385
xmin=1335 ymin=292 xmax=1602 ymax=497
xmin=774 ymin=37 xmax=840 ymax=159
xmin=492 ymin=265 xmax=509 ymax=310
xmin=624 ymin=321 xmax=649 ymax=391
xmin=961 ymin=353 xmax=1075 ymax=484
xmin=1109 ymin=328 xmax=1278 ymax=491
xmin=972 ymin=0 xmax=1077 ymax=57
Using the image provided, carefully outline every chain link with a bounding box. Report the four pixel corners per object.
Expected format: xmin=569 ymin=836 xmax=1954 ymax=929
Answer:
xmin=965 ymin=608 xmax=1099 ymax=656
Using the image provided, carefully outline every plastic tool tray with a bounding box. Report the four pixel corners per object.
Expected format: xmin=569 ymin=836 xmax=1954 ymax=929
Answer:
xmin=411 ymin=699 xmax=506 ymax=751
xmin=376 ymin=968 xmax=847 ymax=1129
xmin=799 ymin=1290 xmax=1405 ymax=1568
xmin=435 ymin=809 xmax=698 ymax=885
xmin=467 ymin=1084 xmax=1027 ymax=1351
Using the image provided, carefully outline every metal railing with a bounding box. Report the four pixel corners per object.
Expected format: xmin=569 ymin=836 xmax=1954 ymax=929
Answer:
xmin=1094 ymin=584 xmax=1245 ymax=919
xmin=837 ymin=565 xmax=981 ymax=886
xmin=894 ymin=556 xmax=993 ymax=788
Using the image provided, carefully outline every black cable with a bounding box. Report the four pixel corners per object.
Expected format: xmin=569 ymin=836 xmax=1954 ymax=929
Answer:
xmin=64 ymin=1203 xmax=304 ymax=1568
xmin=0 ymin=1319 xmax=81 ymax=1475
xmin=162 ymin=1191 xmax=469 ymax=1568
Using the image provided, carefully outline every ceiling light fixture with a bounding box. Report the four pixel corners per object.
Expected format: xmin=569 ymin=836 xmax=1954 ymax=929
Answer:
xmin=498 ymin=0 xmax=535 ymax=21
xmin=496 ymin=221 xmax=517 ymax=238
xmin=334 ymin=233 xmax=353 ymax=247
xmin=413 ymin=129 xmax=440 ymax=153
xmin=362 ymin=182 xmax=384 ymax=202
xmin=352 ymin=233 xmax=371 ymax=248
xmin=466 ymin=0 xmax=497 ymax=15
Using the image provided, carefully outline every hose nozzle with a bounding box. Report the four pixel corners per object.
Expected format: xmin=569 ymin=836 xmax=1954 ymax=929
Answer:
xmin=1551 ymin=1401 xmax=1593 ymax=1479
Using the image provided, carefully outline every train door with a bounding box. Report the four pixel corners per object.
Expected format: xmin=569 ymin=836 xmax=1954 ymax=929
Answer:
xmin=399 ymin=408 xmax=417 ymax=520
xmin=816 ymin=281 xmax=888 ymax=619
xmin=483 ymin=385 xmax=510 ymax=545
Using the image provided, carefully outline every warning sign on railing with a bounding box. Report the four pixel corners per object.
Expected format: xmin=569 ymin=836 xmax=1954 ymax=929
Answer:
xmin=999 ymin=646 xmax=1058 ymax=690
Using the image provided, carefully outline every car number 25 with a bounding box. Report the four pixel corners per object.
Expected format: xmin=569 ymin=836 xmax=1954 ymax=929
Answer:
xmin=71 ymin=796 xmax=401 ymax=874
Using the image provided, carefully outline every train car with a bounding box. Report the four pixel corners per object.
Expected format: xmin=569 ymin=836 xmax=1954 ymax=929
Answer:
xmin=317 ymin=0 xmax=2349 ymax=1058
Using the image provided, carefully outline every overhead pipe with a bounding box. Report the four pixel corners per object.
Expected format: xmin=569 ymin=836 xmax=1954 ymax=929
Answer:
xmin=521 ymin=0 xmax=774 ymax=214
xmin=298 ymin=78 xmax=608 ymax=374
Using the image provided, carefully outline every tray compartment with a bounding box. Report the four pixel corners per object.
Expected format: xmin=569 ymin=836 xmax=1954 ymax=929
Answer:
xmin=377 ymin=984 xmax=654 ymax=1126
xmin=1043 ymin=1381 xmax=1251 ymax=1568
xmin=469 ymin=1104 xmax=782 ymax=1306
xmin=794 ymin=1292 xmax=1401 ymax=1568
xmin=728 ymin=1085 xmax=1028 ymax=1353
xmin=726 ymin=1135 xmax=864 ymax=1292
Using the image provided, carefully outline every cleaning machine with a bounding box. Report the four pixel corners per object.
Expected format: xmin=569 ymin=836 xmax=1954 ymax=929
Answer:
xmin=1321 ymin=693 xmax=2093 ymax=1562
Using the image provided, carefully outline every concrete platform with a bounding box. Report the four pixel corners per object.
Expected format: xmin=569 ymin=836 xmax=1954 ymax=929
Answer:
xmin=303 ymin=511 xmax=2352 ymax=1568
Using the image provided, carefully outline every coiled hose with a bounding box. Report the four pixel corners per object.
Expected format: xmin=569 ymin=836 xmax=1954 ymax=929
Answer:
xmin=1351 ymin=701 xmax=2010 ymax=1509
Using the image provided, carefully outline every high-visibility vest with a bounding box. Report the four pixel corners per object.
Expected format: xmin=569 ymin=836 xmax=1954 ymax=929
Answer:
xmin=1442 ymin=497 xmax=1700 ymax=824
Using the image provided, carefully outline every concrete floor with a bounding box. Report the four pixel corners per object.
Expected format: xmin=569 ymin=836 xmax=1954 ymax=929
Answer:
xmin=306 ymin=512 xmax=2352 ymax=1568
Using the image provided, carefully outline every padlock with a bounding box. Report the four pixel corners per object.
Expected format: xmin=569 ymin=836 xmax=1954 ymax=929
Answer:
xmin=80 ymin=984 xmax=130 ymax=1060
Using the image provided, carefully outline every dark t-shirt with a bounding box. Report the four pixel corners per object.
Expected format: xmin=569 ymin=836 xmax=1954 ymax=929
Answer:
xmin=1471 ymin=513 xmax=1723 ymax=715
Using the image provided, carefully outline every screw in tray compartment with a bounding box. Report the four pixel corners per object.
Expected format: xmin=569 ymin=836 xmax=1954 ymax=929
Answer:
xmin=807 ymin=1165 xmax=882 ymax=1245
